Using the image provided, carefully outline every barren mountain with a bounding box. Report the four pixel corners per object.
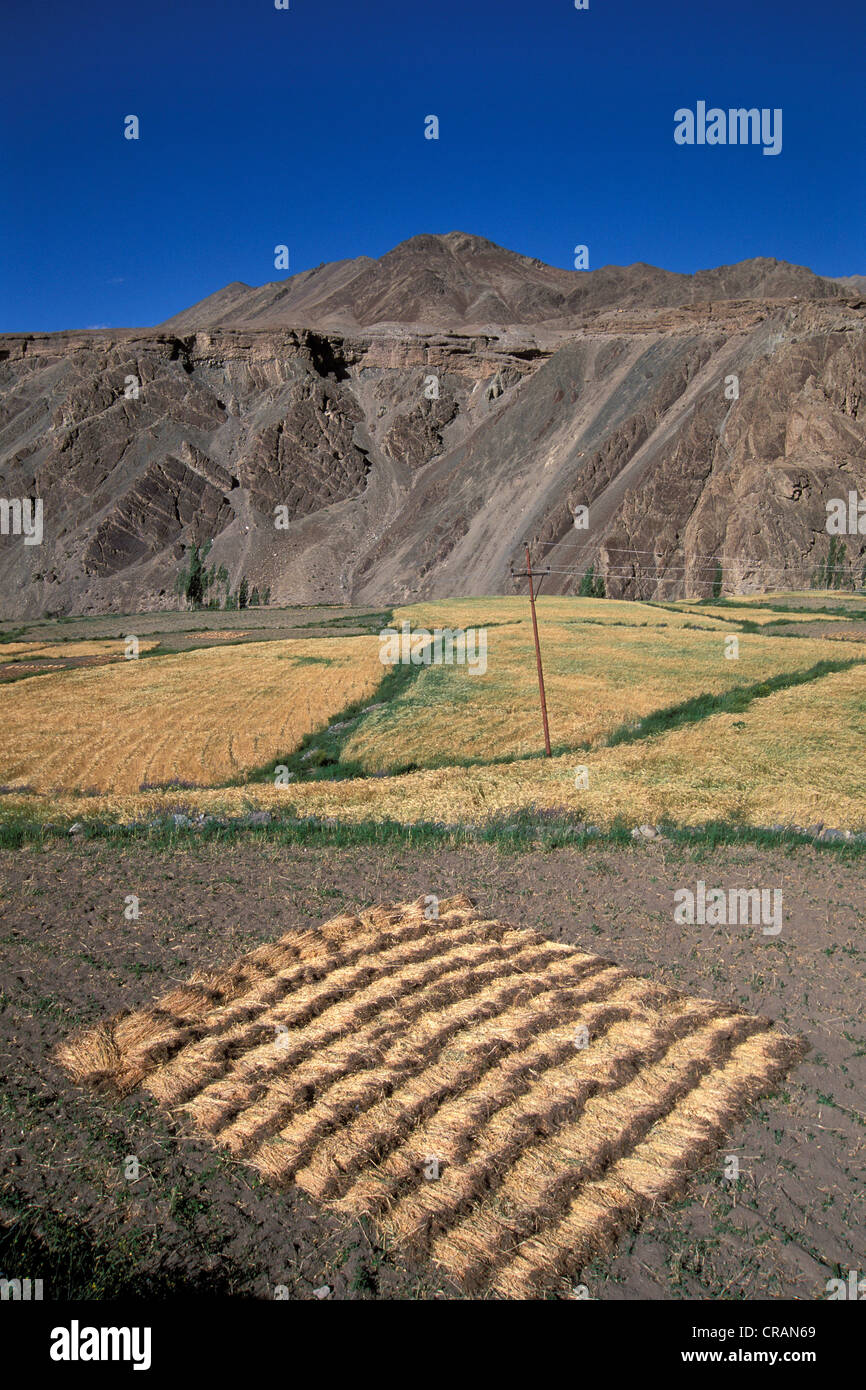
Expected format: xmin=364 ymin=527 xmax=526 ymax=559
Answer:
xmin=1 ymin=233 xmax=864 ymax=617
xmin=160 ymin=231 xmax=847 ymax=334
xmin=833 ymin=275 xmax=866 ymax=297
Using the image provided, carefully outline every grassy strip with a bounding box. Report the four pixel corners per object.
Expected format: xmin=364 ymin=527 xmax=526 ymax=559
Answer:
xmin=0 ymin=809 xmax=863 ymax=855
xmin=561 ymin=616 xmax=727 ymax=633
xmin=604 ymin=657 xmax=864 ymax=748
xmin=222 ymin=636 xmax=422 ymax=788
xmin=647 ymin=603 xmax=860 ymax=636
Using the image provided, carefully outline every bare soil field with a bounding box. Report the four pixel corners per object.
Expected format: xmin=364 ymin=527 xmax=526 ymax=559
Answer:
xmin=2 ymin=835 xmax=862 ymax=1300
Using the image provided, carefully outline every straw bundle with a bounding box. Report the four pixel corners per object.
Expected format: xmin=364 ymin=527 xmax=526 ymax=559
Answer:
xmin=58 ymin=895 xmax=804 ymax=1296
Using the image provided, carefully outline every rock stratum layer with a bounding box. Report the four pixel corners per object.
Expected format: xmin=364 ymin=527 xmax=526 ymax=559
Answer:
xmin=1 ymin=232 xmax=864 ymax=616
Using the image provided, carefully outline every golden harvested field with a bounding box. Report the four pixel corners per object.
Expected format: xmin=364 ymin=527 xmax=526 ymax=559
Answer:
xmin=0 ymin=639 xmax=160 ymax=660
xmin=2 ymin=596 xmax=865 ymax=829
xmin=736 ymin=590 xmax=865 ymax=606
xmin=0 ymin=637 xmax=380 ymax=794
xmin=41 ymin=659 xmax=858 ymax=830
xmin=287 ymin=661 xmax=865 ymax=828
xmin=660 ymin=603 xmax=849 ymax=625
xmin=176 ymin=630 xmax=251 ymax=641
xmin=399 ymin=596 xmax=730 ymax=630
xmin=57 ymin=895 xmax=803 ymax=1298
xmin=338 ymin=598 xmax=866 ymax=768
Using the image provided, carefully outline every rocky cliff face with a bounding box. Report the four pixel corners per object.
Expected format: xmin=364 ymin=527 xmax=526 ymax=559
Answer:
xmin=0 ymin=235 xmax=863 ymax=617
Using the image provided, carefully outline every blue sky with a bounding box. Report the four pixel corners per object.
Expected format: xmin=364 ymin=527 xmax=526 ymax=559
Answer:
xmin=2 ymin=0 xmax=863 ymax=330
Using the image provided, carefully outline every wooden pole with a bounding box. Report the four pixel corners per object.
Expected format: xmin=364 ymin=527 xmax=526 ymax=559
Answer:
xmin=524 ymin=543 xmax=552 ymax=757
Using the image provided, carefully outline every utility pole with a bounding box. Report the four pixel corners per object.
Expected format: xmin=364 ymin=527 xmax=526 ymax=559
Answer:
xmin=511 ymin=542 xmax=552 ymax=757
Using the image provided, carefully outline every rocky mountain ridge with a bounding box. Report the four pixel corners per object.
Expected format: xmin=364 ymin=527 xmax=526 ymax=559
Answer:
xmin=1 ymin=234 xmax=863 ymax=617
xmin=159 ymin=231 xmax=851 ymax=334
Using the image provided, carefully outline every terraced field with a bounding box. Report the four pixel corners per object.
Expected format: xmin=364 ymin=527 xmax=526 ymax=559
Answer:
xmin=0 ymin=639 xmax=160 ymax=660
xmin=0 ymin=637 xmax=381 ymax=793
xmin=1 ymin=593 xmax=864 ymax=830
xmin=343 ymin=597 xmax=865 ymax=767
xmin=3 ymin=596 xmax=863 ymax=1307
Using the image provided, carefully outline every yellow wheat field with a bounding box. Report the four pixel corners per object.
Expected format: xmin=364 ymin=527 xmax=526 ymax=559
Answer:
xmin=737 ymin=590 xmax=866 ymax=607
xmin=338 ymin=598 xmax=866 ymax=768
xmin=662 ymin=603 xmax=849 ymax=625
xmin=57 ymin=896 xmax=803 ymax=1298
xmin=0 ymin=639 xmax=160 ymax=661
xmin=280 ymin=662 xmax=866 ymax=829
xmin=399 ymin=596 xmax=732 ymax=631
xmin=171 ymin=630 xmax=251 ymax=641
xmin=2 ymin=597 xmax=864 ymax=826
xmin=0 ymin=637 xmax=381 ymax=793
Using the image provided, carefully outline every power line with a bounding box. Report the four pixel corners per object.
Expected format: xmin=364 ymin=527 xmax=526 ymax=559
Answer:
xmin=540 ymin=564 xmax=866 ymax=576
xmin=519 ymin=545 xmax=866 ymax=567
xmin=527 ymin=536 xmax=866 ymax=559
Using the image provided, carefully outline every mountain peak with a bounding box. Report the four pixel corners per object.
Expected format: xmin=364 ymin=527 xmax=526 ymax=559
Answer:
xmin=158 ymin=235 xmax=845 ymax=334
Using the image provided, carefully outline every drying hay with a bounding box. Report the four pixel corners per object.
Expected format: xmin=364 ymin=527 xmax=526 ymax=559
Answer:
xmin=57 ymin=896 xmax=804 ymax=1297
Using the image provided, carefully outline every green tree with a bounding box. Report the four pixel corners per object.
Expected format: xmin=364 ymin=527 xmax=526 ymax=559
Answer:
xmin=176 ymin=539 xmax=216 ymax=608
xmin=178 ymin=545 xmax=203 ymax=606
xmin=238 ymin=576 xmax=249 ymax=609
xmin=577 ymin=565 xmax=606 ymax=598
xmin=822 ymin=535 xmax=850 ymax=590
